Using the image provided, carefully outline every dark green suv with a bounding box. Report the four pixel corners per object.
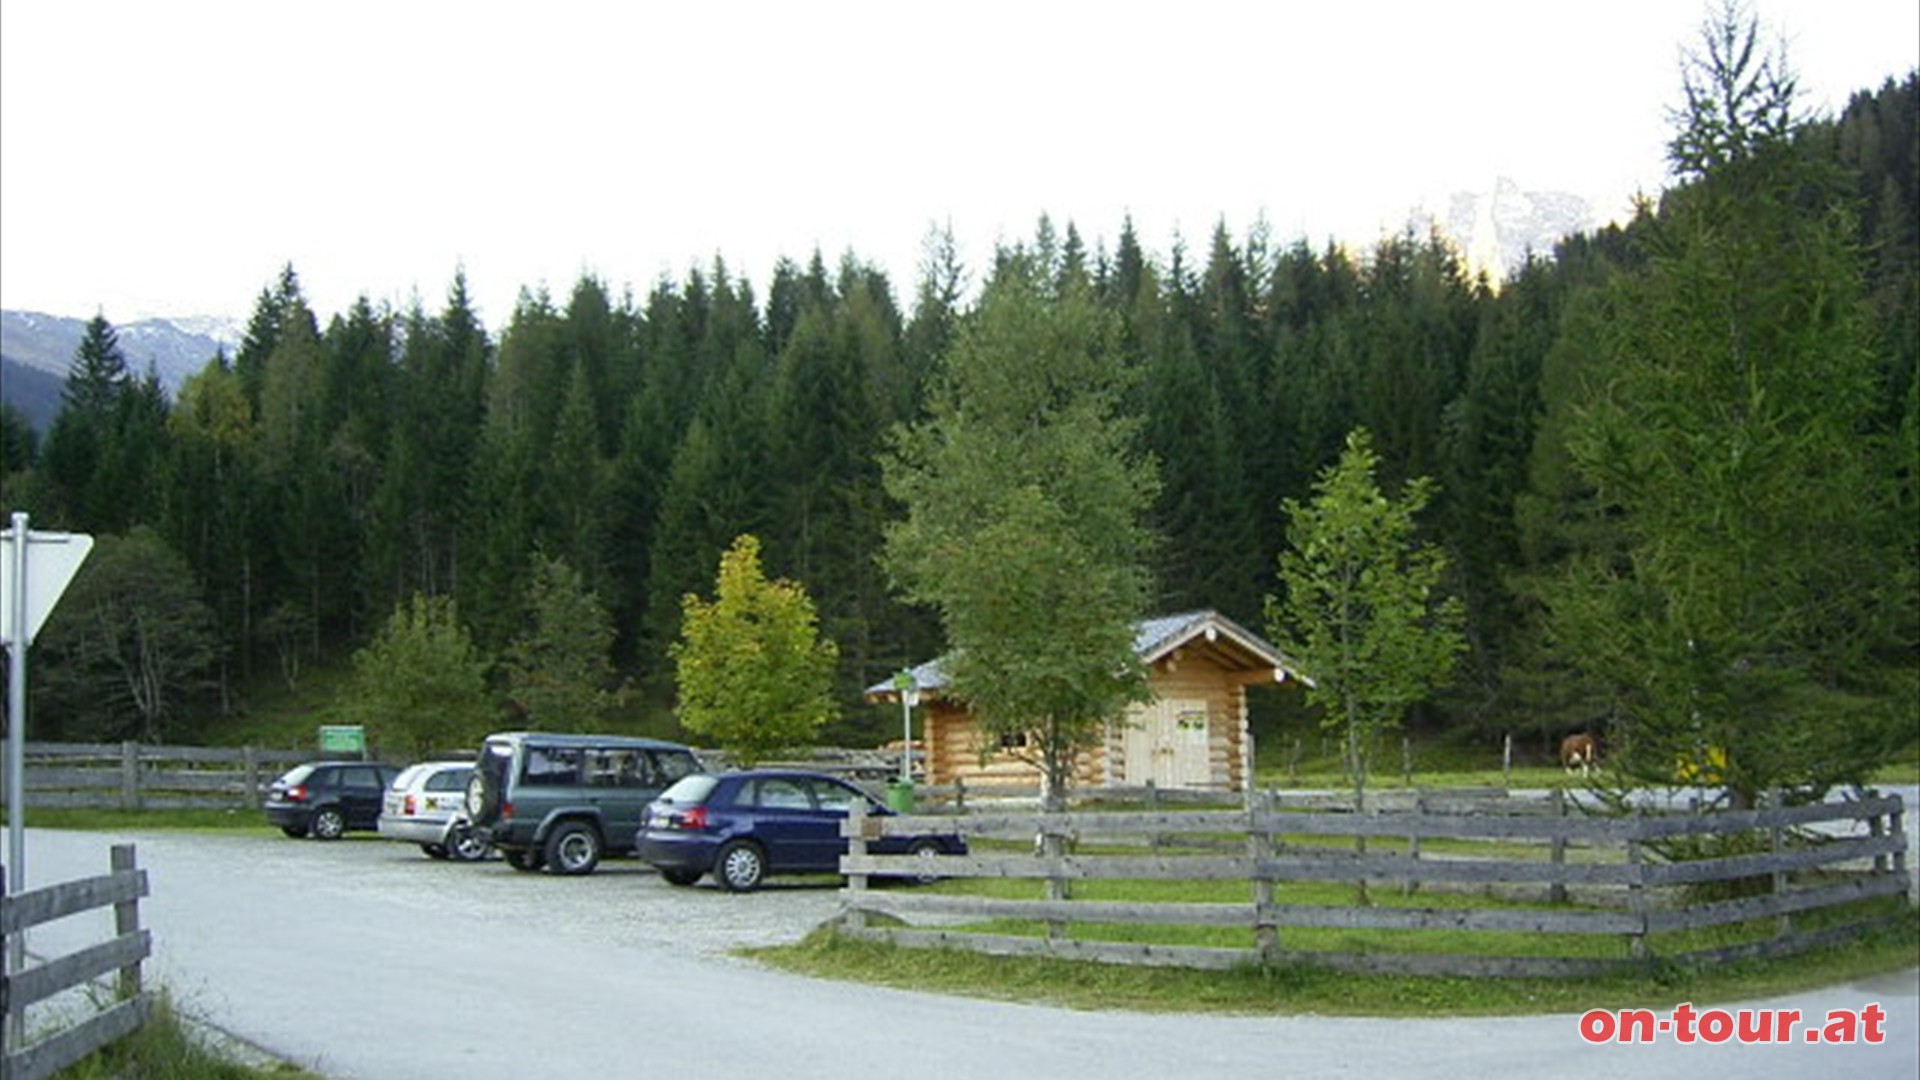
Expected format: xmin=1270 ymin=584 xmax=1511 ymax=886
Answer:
xmin=465 ymin=732 xmax=702 ymax=874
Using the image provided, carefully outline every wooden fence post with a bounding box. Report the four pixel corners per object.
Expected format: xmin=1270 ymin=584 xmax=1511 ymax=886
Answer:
xmin=1626 ymin=805 xmax=1649 ymax=963
xmin=1041 ymin=824 xmax=1069 ymax=941
xmin=1548 ymin=787 xmax=1569 ymax=905
xmin=1768 ymin=788 xmax=1790 ymax=939
xmin=119 ymin=741 xmax=141 ymax=812
xmin=1251 ymin=791 xmax=1278 ymax=961
xmin=1145 ymin=780 xmax=1163 ymax=854
xmin=1891 ymin=798 xmax=1908 ymax=893
xmin=953 ymin=776 xmax=967 ymax=815
xmin=1405 ymin=791 xmax=1424 ymax=897
xmin=844 ymin=801 xmax=869 ymax=932
xmin=243 ymin=746 xmax=260 ymax=809
xmin=110 ymin=845 xmax=142 ymax=1000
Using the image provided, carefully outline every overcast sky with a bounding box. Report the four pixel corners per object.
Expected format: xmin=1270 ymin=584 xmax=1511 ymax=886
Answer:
xmin=3 ymin=1 xmax=1916 ymax=331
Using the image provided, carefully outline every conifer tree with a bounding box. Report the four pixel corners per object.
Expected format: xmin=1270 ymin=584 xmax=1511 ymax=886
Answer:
xmin=1549 ymin=4 xmax=1910 ymax=805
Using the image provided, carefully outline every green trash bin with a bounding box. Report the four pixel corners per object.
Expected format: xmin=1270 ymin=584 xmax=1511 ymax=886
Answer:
xmin=885 ymin=778 xmax=916 ymax=813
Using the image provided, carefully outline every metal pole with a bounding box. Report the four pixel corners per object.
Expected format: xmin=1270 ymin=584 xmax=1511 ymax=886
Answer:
xmin=900 ymin=689 xmax=913 ymax=785
xmin=7 ymin=512 xmax=27 ymax=887
xmin=892 ymin=670 xmax=916 ymax=786
xmin=6 ymin=510 xmax=28 ymax=1046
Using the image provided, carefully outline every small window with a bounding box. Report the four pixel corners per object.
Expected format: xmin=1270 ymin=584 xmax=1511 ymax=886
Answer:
xmin=999 ymin=731 xmax=1029 ymax=750
xmin=586 ymin=747 xmax=646 ymax=787
xmin=651 ymin=750 xmax=700 ymax=784
xmin=340 ymin=767 xmax=381 ymax=792
xmin=752 ymin=778 xmax=813 ymax=810
xmin=809 ymin=779 xmax=862 ymax=813
xmin=522 ymin=746 xmax=583 ymax=786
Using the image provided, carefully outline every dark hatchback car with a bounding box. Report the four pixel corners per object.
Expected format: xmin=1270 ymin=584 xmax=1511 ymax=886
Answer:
xmin=635 ymin=769 xmax=967 ymax=892
xmin=264 ymin=761 xmax=400 ymax=839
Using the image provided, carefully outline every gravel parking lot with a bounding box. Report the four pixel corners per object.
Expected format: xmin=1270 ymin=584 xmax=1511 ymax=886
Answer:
xmin=24 ymin=825 xmax=846 ymax=963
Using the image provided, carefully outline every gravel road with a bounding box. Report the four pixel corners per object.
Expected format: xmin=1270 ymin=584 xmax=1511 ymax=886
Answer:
xmin=13 ymin=824 xmax=1919 ymax=1080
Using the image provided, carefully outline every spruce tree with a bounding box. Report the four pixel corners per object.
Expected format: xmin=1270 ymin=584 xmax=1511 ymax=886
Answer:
xmin=1549 ymin=5 xmax=1910 ymax=804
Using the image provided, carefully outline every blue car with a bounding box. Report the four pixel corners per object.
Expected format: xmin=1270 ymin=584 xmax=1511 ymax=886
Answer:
xmin=635 ymin=769 xmax=966 ymax=892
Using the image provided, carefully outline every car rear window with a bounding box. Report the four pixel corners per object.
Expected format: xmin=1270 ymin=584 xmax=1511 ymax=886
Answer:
xmin=276 ymin=764 xmax=316 ymax=786
xmin=391 ymin=764 xmax=432 ymax=790
xmin=425 ymin=767 xmax=471 ymax=792
xmin=658 ymin=775 xmax=718 ymax=805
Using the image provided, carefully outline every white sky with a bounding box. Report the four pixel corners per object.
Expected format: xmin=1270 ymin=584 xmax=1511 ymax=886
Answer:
xmin=3 ymin=1 xmax=1916 ymax=331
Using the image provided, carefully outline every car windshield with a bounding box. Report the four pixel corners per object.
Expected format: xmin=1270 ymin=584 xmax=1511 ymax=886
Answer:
xmin=656 ymin=775 xmax=718 ymax=805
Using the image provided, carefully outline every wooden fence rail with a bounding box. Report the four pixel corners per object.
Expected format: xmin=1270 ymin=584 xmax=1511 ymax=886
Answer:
xmin=1 ymin=742 xmax=313 ymax=812
xmin=2 ymin=845 xmax=152 ymax=1080
xmin=839 ymin=790 xmax=1909 ymax=978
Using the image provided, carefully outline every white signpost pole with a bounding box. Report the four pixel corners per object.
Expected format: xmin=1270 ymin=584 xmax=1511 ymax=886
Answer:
xmin=4 ymin=510 xmax=26 ymax=1048
xmin=3 ymin=511 xmax=94 ymax=1046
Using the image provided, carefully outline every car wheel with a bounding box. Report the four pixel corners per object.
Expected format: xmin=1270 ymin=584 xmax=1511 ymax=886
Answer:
xmin=907 ymin=838 xmax=945 ymax=884
xmin=659 ymin=867 xmax=702 ymax=887
xmin=505 ymin=849 xmax=544 ymax=873
xmin=544 ymin=823 xmax=602 ymax=876
xmin=716 ymin=840 xmax=766 ymax=893
xmin=310 ymin=808 xmax=347 ymax=841
xmin=280 ymin=825 xmax=309 ymax=839
xmin=422 ymin=843 xmax=449 ymax=859
xmin=465 ymin=770 xmax=500 ymax=822
xmin=448 ymin=824 xmax=490 ymax=862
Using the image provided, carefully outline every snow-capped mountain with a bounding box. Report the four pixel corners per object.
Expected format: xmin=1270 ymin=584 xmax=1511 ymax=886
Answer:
xmin=1 ymin=309 xmax=241 ymax=432
xmin=2 ymin=309 xmax=239 ymax=391
xmin=1412 ymin=178 xmax=1605 ymax=285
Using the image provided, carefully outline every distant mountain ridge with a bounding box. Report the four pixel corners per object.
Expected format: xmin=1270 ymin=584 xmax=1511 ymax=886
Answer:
xmin=1 ymin=309 xmax=240 ymax=431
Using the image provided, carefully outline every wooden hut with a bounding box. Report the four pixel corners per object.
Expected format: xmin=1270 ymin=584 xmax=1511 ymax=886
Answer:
xmin=866 ymin=610 xmax=1302 ymax=794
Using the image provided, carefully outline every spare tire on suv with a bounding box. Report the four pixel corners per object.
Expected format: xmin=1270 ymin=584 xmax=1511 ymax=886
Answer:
xmin=465 ymin=732 xmax=701 ymax=875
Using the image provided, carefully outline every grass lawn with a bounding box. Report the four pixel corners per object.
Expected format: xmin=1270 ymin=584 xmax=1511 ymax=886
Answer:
xmin=1252 ymin=736 xmax=1920 ymax=791
xmin=751 ymin=904 xmax=1919 ymax=1017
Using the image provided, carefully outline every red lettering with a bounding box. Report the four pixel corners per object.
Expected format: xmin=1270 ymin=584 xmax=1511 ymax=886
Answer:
xmin=1862 ymin=1003 xmax=1885 ymax=1045
xmin=1618 ymin=1008 xmax=1656 ymax=1043
xmin=1672 ymin=1002 xmax=1699 ymax=1043
xmin=1822 ymin=1010 xmax=1856 ymax=1044
xmin=1579 ymin=1010 xmax=1616 ymax=1043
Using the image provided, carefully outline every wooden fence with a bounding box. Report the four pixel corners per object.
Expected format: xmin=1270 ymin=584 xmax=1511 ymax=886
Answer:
xmin=0 ymin=742 xmax=311 ymax=813
xmin=839 ymin=789 xmax=1910 ymax=978
xmin=2 ymin=845 xmax=152 ymax=1080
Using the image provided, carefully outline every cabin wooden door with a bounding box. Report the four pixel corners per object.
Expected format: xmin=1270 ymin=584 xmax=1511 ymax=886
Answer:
xmin=1126 ymin=699 xmax=1212 ymax=788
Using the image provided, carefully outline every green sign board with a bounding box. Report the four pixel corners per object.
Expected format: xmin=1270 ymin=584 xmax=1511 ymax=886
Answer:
xmin=318 ymin=725 xmax=367 ymax=755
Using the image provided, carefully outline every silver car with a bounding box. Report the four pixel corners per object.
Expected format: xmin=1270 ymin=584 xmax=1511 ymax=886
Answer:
xmin=378 ymin=761 xmax=490 ymax=861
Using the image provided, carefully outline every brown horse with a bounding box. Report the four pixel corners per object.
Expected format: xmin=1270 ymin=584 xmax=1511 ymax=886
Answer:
xmin=1559 ymin=733 xmax=1598 ymax=776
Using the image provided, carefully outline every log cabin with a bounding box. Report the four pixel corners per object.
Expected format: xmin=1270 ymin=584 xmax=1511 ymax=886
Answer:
xmin=866 ymin=610 xmax=1303 ymax=794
